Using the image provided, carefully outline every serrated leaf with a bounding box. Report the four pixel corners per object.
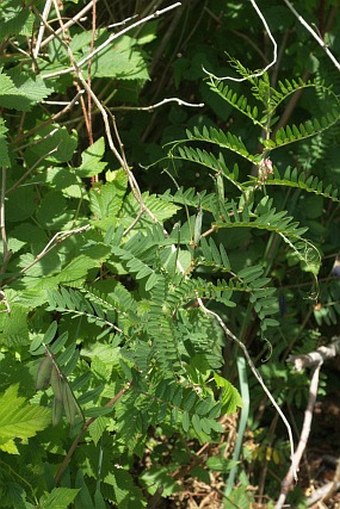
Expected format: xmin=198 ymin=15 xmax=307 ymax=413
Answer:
xmin=214 ymin=373 xmax=242 ymax=414
xmin=0 ymin=384 xmax=50 ymax=453
xmin=0 ymin=72 xmax=52 ymax=111
xmin=40 ymin=487 xmax=80 ymax=509
xmin=93 ymin=36 xmax=149 ymax=81
xmin=77 ymin=137 xmax=107 ymax=177
xmin=90 ymin=180 xmax=127 ymax=221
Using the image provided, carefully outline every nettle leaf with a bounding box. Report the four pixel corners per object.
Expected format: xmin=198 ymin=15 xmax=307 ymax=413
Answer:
xmin=214 ymin=373 xmax=242 ymax=414
xmin=35 ymin=191 xmax=72 ymax=230
xmin=26 ymin=125 xmax=78 ymax=164
xmin=104 ymin=468 xmax=145 ymax=509
xmin=0 ymin=5 xmax=34 ymax=38
xmin=69 ymin=30 xmax=149 ymax=81
xmin=76 ymin=137 xmax=108 ymax=177
xmin=92 ymin=36 xmax=149 ymax=81
xmin=0 ymin=71 xmax=53 ymax=111
xmin=54 ymin=255 xmax=96 ymax=286
xmin=39 ymin=488 xmax=80 ymax=509
xmin=9 ymin=70 xmax=53 ymax=104
xmin=0 ymin=384 xmax=50 ymax=454
xmin=0 ymin=306 xmax=29 ymax=348
xmin=6 ymin=186 xmax=36 ymax=222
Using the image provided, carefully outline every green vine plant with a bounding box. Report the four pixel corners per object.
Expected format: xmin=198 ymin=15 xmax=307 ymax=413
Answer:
xmin=0 ymin=1 xmax=339 ymax=508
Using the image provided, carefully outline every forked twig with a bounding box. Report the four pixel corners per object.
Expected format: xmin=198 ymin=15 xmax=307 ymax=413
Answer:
xmin=41 ymin=2 xmax=182 ymax=79
xmin=40 ymin=0 xmax=98 ymax=48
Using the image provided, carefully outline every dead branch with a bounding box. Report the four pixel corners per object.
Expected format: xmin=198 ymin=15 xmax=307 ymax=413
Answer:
xmin=275 ymin=363 xmax=321 ymax=509
xmin=287 ymin=337 xmax=340 ymax=372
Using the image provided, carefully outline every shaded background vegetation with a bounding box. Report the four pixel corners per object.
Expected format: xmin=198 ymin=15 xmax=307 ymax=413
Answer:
xmin=0 ymin=0 xmax=339 ymax=508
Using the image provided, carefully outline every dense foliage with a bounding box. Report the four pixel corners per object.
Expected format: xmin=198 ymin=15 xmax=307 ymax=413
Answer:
xmin=0 ymin=1 xmax=339 ymax=508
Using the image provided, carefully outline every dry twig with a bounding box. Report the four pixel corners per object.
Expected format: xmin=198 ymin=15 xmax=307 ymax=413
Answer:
xmin=275 ymin=363 xmax=321 ymax=509
xmin=288 ymin=337 xmax=340 ymax=371
xmin=275 ymin=337 xmax=340 ymax=508
xmin=0 ymin=168 xmax=10 ymax=273
xmin=41 ymin=2 xmax=182 ymax=79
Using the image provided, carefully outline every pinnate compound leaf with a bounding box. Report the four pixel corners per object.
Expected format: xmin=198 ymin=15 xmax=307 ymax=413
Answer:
xmin=0 ymin=384 xmax=50 ymax=454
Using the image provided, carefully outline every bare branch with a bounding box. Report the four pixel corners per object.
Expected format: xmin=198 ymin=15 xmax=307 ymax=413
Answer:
xmin=108 ymin=15 xmax=138 ymax=29
xmin=111 ymin=97 xmax=204 ymax=111
xmin=287 ymin=337 xmax=340 ymax=371
xmin=0 ymin=168 xmax=10 ymax=272
xmin=202 ymin=0 xmax=277 ymax=82
xmin=33 ymin=0 xmax=53 ymax=59
xmin=41 ymin=0 xmax=98 ymax=48
xmin=41 ymin=2 xmax=182 ymax=79
xmin=275 ymin=363 xmax=322 ymax=509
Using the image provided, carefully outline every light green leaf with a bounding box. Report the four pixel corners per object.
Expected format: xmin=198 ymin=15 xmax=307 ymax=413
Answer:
xmin=0 ymin=6 xmax=34 ymax=38
xmin=0 ymin=306 xmax=29 ymax=348
xmin=77 ymin=137 xmax=107 ymax=177
xmin=93 ymin=36 xmax=149 ymax=81
xmin=40 ymin=488 xmax=80 ymax=509
xmin=214 ymin=373 xmax=242 ymax=414
xmin=0 ymin=72 xmax=52 ymax=111
xmin=10 ymin=73 xmax=53 ymax=105
xmin=90 ymin=174 xmax=128 ymax=222
xmin=56 ymin=255 xmax=95 ymax=285
xmin=27 ymin=125 xmax=78 ymax=163
xmin=0 ymin=384 xmax=50 ymax=454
